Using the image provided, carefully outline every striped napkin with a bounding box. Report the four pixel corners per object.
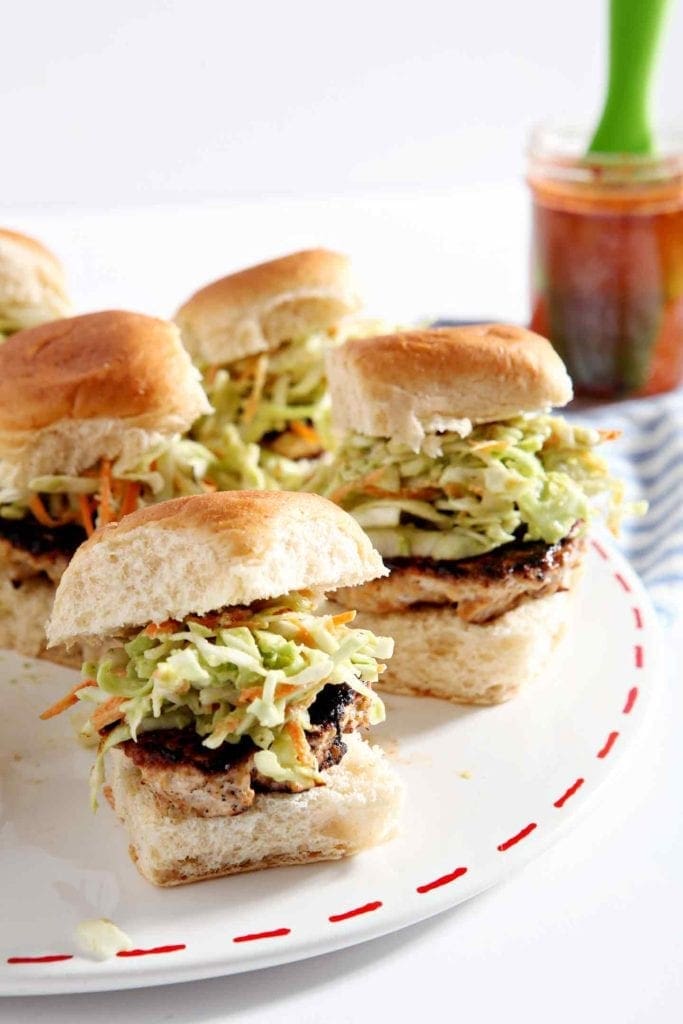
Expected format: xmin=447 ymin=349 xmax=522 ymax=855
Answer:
xmin=575 ymin=389 xmax=683 ymax=627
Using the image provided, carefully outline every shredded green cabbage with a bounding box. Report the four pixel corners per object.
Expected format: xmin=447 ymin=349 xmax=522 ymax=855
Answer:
xmin=192 ymin=320 xmax=399 ymax=491
xmin=0 ymin=437 xmax=217 ymax=527
xmin=75 ymin=594 xmax=391 ymax=808
xmin=316 ymin=415 xmax=640 ymax=559
xmin=191 ymin=332 xmax=334 ymax=491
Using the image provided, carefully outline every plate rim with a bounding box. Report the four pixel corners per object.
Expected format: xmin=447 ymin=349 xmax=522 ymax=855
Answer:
xmin=0 ymin=534 xmax=664 ymax=996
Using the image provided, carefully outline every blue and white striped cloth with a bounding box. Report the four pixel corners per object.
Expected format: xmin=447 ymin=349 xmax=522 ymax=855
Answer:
xmin=576 ymin=390 xmax=683 ymax=627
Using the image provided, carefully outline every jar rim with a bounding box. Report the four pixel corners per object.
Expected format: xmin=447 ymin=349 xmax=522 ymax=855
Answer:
xmin=528 ymin=123 xmax=683 ymax=184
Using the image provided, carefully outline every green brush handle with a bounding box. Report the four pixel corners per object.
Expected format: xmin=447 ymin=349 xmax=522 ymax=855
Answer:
xmin=589 ymin=0 xmax=671 ymax=155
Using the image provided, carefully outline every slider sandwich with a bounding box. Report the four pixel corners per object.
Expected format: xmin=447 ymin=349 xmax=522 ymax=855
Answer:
xmin=174 ymin=249 xmax=364 ymax=491
xmin=318 ymin=325 xmax=630 ymax=705
xmin=0 ymin=228 xmax=72 ymax=338
xmin=44 ymin=491 xmax=401 ymax=886
xmin=0 ymin=311 xmax=213 ymax=661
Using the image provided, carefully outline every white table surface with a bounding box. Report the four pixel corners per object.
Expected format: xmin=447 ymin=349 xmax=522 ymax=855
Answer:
xmin=2 ymin=189 xmax=681 ymax=1024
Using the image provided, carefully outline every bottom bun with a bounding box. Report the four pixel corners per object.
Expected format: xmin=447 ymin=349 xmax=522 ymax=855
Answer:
xmin=0 ymin=568 xmax=82 ymax=668
xmin=108 ymin=733 xmax=403 ymax=887
xmin=346 ymin=588 xmax=576 ymax=706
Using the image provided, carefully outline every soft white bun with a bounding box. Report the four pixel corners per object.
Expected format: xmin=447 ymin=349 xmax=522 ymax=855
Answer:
xmin=334 ymin=586 xmax=576 ymax=705
xmin=174 ymin=249 xmax=362 ymax=365
xmin=0 ymin=311 xmax=211 ymax=486
xmin=327 ymin=325 xmax=573 ymax=449
xmin=0 ymin=228 xmax=72 ymax=334
xmin=0 ymin=566 xmax=86 ymax=668
xmin=107 ymin=733 xmax=402 ymax=886
xmin=48 ymin=490 xmax=387 ymax=645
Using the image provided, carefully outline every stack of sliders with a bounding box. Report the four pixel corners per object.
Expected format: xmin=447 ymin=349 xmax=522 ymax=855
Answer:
xmin=174 ymin=249 xmax=365 ymax=491
xmin=0 ymin=228 xmax=72 ymax=339
xmin=318 ymin=325 xmax=626 ymax=704
xmin=44 ymin=490 xmax=402 ymax=886
xmin=0 ymin=311 xmax=213 ymax=662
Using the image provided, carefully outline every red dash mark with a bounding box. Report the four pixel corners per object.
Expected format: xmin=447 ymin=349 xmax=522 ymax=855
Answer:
xmin=329 ymin=900 xmax=383 ymax=922
xmin=7 ymin=954 xmax=73 ymax=965
xmin=233 ymin=928 xmax=291 ymax=944
xmin=416 ymin=866 xmax=468 ymax=894
xmin=623 ymin=687 xmax=639 ymax=715
xmin=597 ymin=731 xmax=620 ymax=759
xmin=632 ymin=607 xmax=643 ymax=630
xmin=117 ymin=944 xmax=185 ymax=958
xmin=591 ymin=539 xmax=609 ymax=560
xmin=614 ymin=572 xmax=632 ymax=593
xmin=634 ymin=645 xmax=644 ymax=668
xmin=497 ymin=822 xmax=538 ymax=852
xmin=553 ymin=777 xmax=585 ymax=808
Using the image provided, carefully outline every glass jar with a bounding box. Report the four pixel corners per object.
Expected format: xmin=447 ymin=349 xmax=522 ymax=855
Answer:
xmin=528 ymin=126 xmax=683 ymax=398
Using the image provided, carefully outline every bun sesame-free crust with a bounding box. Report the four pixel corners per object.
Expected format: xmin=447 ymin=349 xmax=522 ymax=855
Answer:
xmin=174 ymin=249 xmax=362 ymax=365
xmin=0 ymin=228 xmax=72 ymax=334
xmin=0 ymin=311 xmax=211 ymax=484
xmin=47 ymin=490 xmax=387 ymax=645
xmin=327 ymin=325 xmax=573 ymax=448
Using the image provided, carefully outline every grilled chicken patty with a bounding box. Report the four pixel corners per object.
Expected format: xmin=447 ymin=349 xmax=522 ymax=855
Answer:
xmin=0 ymin=517 xmax=86 ymax=583
xmin=120 ymin=683 xmax=370 ymax=818
xmin=335 ymin=529 xmax=585 ymax=624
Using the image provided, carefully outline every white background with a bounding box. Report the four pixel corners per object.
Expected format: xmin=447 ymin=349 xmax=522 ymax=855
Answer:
xmin=1 ymin=0 xmax=682 ymax=208
xmin=1 ymin=2 xmax=682 ymax=1021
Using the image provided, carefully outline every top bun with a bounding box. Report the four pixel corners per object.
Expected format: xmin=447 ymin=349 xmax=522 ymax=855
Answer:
xmin=47 ymin=490 xmax=387 ymax=644
xmin=328 ymin=325 xmax=573 ymax=449
xmin=0 ymin=311 xmax=211 ymax=486
xmin=174 ymin=249 xmax=362 ymax=365
xmin=0 ymin=228 xmax=72 ymax=333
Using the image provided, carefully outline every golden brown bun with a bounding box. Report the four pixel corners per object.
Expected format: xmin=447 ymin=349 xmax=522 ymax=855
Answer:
xmin=0 ymin=228 xmax=72 ymax=334
xmin=0 ymin=311 xmax=211 ymax=485
xmin=107 ymin=733 xmax=402 ymax=886
xmin=327 ymin=325 xmax=573 ymax=448
xmin=331 ymin=583 xmax=577 ymax=705
xmin=174 ymin=249 xmax=362 ymax=365
xmin=47 ymin=490 xmax=387 ymax=645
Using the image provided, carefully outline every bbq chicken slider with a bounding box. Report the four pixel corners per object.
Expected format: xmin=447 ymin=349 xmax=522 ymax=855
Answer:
xmin=45 ymin=490 xmax=401 ymax=886
xmin=174 ymin=249 xmax=365 ymax=491
xmin=0 ymin=228 xmax=72 ymax=338
xmin=319 ymin=325 xmax=628 ymax=705
xmin=0 ymin=311 xmax=213 ymax=661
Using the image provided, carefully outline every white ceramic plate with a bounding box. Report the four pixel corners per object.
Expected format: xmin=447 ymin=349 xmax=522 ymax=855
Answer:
xmin=0 ymin=536 xmax=660 ymax=996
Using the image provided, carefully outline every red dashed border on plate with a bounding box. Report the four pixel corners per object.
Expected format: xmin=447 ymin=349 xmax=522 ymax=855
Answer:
xmin=5 ymin=538 xmax=648 ymax=968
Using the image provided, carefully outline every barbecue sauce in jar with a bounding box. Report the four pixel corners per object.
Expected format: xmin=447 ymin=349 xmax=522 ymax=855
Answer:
xmin=528 ymin=127 xmax=683 ymax=398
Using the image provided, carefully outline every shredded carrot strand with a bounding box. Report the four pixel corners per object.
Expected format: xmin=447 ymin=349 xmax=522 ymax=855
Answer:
xmin=91 ymin=696 xmax=126 ymax=731
xmin=290 ymin=420 xmax=321 ymax=445
xmin=144 ymin=619 xmax=179 ymax=636
xmin=120 ymin=481 xmax=141 ymax=518
xmin=28 ymin=495 xmax=60 ymax=528
xmin=330 ymin=609 xmax=356 ymax=626
xmin=241 ymin=353 xmax=269 ymax=425
xmin=238 ymin=682 xmax=301 ymax=705
xmin=284 ymin=720 xmax=310 ymax=762
xmin=329 ymin=467 xmax=388 ymax=505
xmin=39 ymin=680 xmax=97 ymax=720
xmin=78 ymin=494 xmax=95 ymax=536
xmin=98 ymin=460 xmax=114 ymax=526
xmin=296 ymin=626 xmax=317 ymax=648
xmin=275 ymin=683 xmax=301 ymax=698
xmin=237 ymin=686 xmax=262 ymax=704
